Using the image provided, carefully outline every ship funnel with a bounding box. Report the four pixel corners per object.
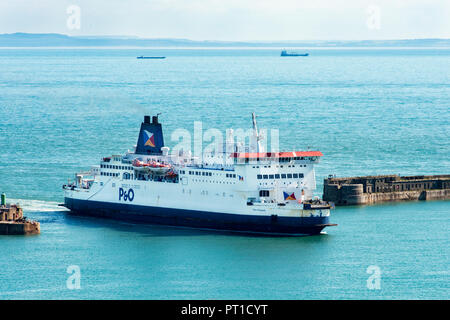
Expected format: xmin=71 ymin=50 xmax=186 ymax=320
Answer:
xmin=135 ymin=115 xmax=165 ymax=155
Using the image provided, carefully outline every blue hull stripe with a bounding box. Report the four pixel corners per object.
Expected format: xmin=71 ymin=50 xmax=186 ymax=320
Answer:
xmin=64 ymin=198 xmax=331 ymax=236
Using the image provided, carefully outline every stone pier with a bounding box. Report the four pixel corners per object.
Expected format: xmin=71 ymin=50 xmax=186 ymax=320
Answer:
xmin=323 ymin=174 xmax=450 ymax=206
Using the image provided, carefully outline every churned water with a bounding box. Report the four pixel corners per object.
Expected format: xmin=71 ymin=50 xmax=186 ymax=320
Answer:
xmin=0 ymin=48 xmax=449 ymax=299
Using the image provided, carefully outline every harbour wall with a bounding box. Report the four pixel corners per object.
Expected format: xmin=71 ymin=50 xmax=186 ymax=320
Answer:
xmin=0 ymin=201 xmax=40 ymax=235
xmin=0 ymin=221 xmax=40 ymax=235
xmin=323 ymin=174 xmax=450 ymax=206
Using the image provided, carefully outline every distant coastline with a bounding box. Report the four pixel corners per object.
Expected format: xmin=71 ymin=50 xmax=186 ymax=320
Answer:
xmin=1 ymin=33 xmax=449 ymax=48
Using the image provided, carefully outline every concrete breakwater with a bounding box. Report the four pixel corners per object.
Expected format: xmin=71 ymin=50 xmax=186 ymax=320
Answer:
xmin=0 ymin=193 xmax=40 ymax=235
xmin=323 ymin=174 xmax=450 ymax=206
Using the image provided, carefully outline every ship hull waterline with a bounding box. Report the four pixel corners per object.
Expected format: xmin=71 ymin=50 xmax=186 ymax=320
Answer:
xmin=64 ymin=198 xmax=335 ymax=236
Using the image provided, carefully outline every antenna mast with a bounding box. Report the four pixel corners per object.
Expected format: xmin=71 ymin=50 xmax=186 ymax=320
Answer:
xmin=252 ymin=112 xmax=262 ymax=153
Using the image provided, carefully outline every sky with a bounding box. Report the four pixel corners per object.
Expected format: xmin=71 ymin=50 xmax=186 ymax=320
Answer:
xmin=0 ymin=0 xmax=449 ymax=41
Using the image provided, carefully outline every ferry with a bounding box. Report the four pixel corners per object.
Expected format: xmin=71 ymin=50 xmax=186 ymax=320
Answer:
xmin=281 ymin=50 xmax=309 ymax=57
xmin=137 ymin=56 xmax=166 ymax=59
xmin=63 ymin=114 xmax=336 ymax=236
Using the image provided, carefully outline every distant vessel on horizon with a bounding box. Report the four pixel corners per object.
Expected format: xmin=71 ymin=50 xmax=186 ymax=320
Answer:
xmin=281 ymin=50 xmax=309 ymax=57
xmin=137 ymin=56 xmax=166 ymax=59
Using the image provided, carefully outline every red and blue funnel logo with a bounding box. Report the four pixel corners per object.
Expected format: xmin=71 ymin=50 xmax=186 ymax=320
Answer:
xmin=143 ymin=130 xmax=156 ymax=147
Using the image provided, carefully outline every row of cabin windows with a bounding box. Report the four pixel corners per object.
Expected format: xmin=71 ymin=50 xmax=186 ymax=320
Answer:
xmin=252 ymin=164 xmax=307 ymax=168
xmin=191 ymin=179 xmax=235 ymax=184
xmin=189 ymin=171 xmax=212 ymax=176
xmin=101 ymin=164 xmax=133 ymax=170
xmin=257 ymin=173 xmax=304 ymax=180
xmin=187 ymin=171 xmax=236 ymax=178
xmin=101 ymin=172 xmax=119 ymax=177
xmin=244 ymin=157 xmax=306 ymax=163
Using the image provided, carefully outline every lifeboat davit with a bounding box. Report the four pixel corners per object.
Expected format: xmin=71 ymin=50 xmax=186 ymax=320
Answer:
xmin=132 ymin=159 xmax=150 ymax=172
xmin=146 ymin=160 xmax=172 ymax=174
xmin=132 ymin=159 xmax=172 ymax=175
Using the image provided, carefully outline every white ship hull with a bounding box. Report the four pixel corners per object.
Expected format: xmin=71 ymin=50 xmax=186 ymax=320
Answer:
xmin=63 ymin=114 xmax=336 ymax=236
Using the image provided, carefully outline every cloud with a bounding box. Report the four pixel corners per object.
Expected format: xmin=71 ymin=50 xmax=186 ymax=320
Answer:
xmin=0 ymin=0 xmax=448 ymax=40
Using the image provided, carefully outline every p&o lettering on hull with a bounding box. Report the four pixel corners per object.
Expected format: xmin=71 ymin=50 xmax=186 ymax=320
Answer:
xmin=119 ymin=188 xmax=134 ymax=202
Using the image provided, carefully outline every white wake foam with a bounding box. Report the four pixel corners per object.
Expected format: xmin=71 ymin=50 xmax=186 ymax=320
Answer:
xmin=7 ymin=198 xmax=68 ymax=212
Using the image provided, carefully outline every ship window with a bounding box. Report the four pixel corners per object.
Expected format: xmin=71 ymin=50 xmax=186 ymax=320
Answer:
xmin=299 ymin=173 xmax=304 ymax=178
xmin=293 ymin=173 xmax=298 ymax=178
xmin=257 ymin=174 xmax=262 ymax=179
xmin=287 ymin=174 xmax=293 ymax=178
xmin=281 ymin=174 xmax=286 ymax=178
xmin=275 ymin=174 xmax=280 ymax=179
xmin=269 ymin=175 xmax=274 ymax=179
xmin=263 ymin=175 xmax=268 ymax=179
xmin=259 ymin=190 xmax=270 ymax=197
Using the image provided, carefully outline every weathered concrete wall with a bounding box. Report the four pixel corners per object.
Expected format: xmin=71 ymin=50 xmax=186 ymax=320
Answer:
xmin=323 ymin=174 xmax=450 ymax=206
xmin=423 ymin=189 xmax=450 ymax=201
xmin=0 ymin=221 xmax=40 ymax=235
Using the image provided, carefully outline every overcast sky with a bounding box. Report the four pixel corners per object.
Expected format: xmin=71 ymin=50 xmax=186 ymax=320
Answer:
xmin=0 ymin=0 xmax=449 ymax=40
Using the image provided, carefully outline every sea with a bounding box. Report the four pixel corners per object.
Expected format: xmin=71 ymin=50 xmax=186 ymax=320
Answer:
xmin=0 ymin=47 xmax=448 ymax=299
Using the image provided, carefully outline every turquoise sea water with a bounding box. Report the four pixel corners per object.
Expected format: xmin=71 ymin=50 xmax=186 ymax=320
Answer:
xmin=0 ymin=48 xmax=449 ymax=299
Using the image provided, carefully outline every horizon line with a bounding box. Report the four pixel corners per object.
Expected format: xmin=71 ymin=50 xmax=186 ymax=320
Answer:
xmin=2 ymin=32 xmax=450 ymax=42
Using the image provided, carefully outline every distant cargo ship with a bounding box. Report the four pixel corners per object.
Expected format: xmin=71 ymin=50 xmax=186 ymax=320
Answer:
xmin=63 ymin=114 xmax=335 ymax=236
xmin=137 ymin=56 xmax=166 ymax=59
xmin=281 ymin=50 xmax=309 ymax=57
